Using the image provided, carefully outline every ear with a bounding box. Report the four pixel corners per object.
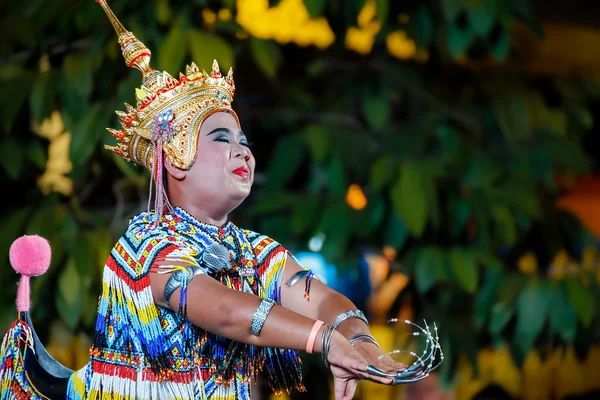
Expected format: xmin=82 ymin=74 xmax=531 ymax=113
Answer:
xmin=163 ymin=153 xmax=186 ymax=181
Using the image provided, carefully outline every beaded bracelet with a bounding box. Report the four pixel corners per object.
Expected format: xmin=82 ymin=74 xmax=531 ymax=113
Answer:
xmin=250 ymin=298 xmax=275 ymax=336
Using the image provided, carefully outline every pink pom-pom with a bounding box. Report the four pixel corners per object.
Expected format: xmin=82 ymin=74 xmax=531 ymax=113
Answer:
xmin=9 ymin=235 xmax=51 ymax=277
xmin=9 ymin=235 xmax=52 ymax=313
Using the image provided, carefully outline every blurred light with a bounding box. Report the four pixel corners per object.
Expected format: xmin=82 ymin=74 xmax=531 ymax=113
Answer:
xmin=346 ymin=183 xmax=368 ymax=210
xmin=517 ymin=252 xmax=537 ymax=275
xmin=202 ymin=9 xmax=217 ymax=26
xmin=218 ymin=8 xmax=232 ymax=21
xmin=386 ymin=30 xmax=417 ymax=60
xmin=383 ymin=245 xmax=397 ymax=261
xmin=364 ymin=253 xmax=389 ymax=290
xmin=308 ymin=232 xmax=325 ymax=252
xmin=368 ymin=272 xmax=409 ymax=317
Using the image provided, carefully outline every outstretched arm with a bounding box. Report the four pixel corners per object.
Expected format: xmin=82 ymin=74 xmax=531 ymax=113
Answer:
xmin=279 ymin=255 xmax=404 ymax=373
xmin=149 ymin=270 xmax=394 ymax=400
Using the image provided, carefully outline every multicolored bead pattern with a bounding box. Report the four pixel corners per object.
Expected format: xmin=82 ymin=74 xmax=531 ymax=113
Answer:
xmin=65 ymin=207 xmax=303 ymax=400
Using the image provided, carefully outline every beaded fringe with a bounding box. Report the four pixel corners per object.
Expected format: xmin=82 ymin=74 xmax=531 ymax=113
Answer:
xmin=0 ymin=319 xmax=43 ymax=399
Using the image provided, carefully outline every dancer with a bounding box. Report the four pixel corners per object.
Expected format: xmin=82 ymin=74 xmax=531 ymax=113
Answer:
xmin=1 ymin=1 xmax=405 ymax=399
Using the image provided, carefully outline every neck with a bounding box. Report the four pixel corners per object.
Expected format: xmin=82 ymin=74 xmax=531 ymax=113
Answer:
xmin=173 ymin=202 xmax=229 ymax=226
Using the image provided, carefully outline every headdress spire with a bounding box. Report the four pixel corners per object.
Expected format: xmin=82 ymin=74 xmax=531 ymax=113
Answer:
xmin=96 ymin=0 xmax=155 ymax=80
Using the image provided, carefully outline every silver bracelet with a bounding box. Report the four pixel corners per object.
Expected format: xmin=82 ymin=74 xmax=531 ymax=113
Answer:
xmin=164 ymin=265 xmax=203 ymax=308
xmin=320 ymin=323 xmax=334 ymax=368
xmin=331 ymin=309 xmax=369 ymax=330
xmin=250 ymin=297 xmax=276 ymax=336
xmin=349 ymin=333 xmax=380 ymax=348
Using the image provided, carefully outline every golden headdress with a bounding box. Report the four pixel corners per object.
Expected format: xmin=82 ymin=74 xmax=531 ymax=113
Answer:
xmin=96 ymin=0 xmax=238 ymax=170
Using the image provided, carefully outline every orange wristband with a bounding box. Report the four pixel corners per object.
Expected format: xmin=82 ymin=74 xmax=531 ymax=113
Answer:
xmin=306 ymin=320 xmax=324 ymax=354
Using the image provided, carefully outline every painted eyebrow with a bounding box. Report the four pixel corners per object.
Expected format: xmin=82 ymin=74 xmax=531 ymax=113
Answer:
xmin=206 ymin=127 xmax=231 ymax=136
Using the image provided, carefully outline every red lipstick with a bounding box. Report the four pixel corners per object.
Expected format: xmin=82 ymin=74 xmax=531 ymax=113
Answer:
xmin=233 ymin=166 xmax=249 ymax=178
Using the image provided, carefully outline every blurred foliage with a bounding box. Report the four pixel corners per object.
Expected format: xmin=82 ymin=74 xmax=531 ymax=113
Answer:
xmin=1 ymin=0 xmax=600 ymax=395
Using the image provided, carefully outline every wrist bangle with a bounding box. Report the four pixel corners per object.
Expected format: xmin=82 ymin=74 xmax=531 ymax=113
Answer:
xmin=321 ymin=323 xmax=334 ymax=368
xmin=306 ymin=320 xmax=324 ymax=354
xmin=349 ymin=333 xmax=380 ymax=348
xmin=250 ymin=297 xmax=275 ymax=336
xmin=331 ymin=309 xmax=369 ymax=330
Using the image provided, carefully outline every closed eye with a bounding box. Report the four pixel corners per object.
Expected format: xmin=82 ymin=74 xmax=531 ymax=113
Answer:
xmin=214 ymin=136 xmax=230 ymax=143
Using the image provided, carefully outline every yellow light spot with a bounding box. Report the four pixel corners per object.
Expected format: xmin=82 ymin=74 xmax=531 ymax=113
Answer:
xmin=386 ymin=30 xmax=417 ymax=60
xmin=236 ymin=0 xmax=335 ymax=48
xmin=518 ymin=252 xmax=537 ymax=275
xmin=218 ymin=8 xmax=232 ymax=21
xmin=357 ymin=0 xmax=377 ymax=28
xmin=346 ymin=183 xmax=368 ymax=210
xmin=202 ymin=9 xmax=217 ymax=26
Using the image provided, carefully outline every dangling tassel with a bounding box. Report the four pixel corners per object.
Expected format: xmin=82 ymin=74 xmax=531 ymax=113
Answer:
xmin=149 ymin=110 xmax=177 ymax=225
xmin=0 ymin=319 xmax=34 ymax=396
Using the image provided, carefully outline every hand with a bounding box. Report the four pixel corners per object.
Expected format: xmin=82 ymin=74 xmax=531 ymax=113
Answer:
xmin=325 ymin=330 xmax=394 ymax=400
xmin=352 ymin=339 xmax=406 ymax=376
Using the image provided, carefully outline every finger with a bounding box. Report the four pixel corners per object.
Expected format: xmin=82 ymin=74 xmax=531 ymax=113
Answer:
xmin=333 ymin=377 xmax=349 ymax=400
xmin=344 ymin=379 xmax=358 ymax=400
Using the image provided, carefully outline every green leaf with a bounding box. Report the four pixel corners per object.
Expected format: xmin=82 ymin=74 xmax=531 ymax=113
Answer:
xmin=0 ymin=207 xmax=32 ymax=263
xmin=56 ymin=258 xmax=82 ymax=330
xmin=415 ymin=247 xmax=444 ymax=292
xmin=303 ymin=0 xmax=326 ymax=18
xmin=390 ymin=164 xmax=428 ymax=237
xmin=363 ymin=91 xmax=390 ymax=131
xmin=374 ymin=0 xmax=389 ymax=23
xmin=250 ymin=192 xmax=298 ymax=215
xmin=291 ymin=197 xmax=320 ymax=234
xmin=490 ymin=28 xmax=510 ymax=61
xmin=449 ymin=248 xmax=478 ymax=293
xmin=0 ymin=66 xmax=30 ymax=132
xmin=515 ymin=279 xmax=549 ymax=356
xmin=189 ymin=29 xmax=234 ymax=72
xmin=111 ymin=153 xmax=147 ymax=187
xmin=448 ymin=22 xmax=473 ymax=59
xmin=449 ymin=195 xmax=470 ymax=238
xmin=30 ymin=72 xmax=54 ymax=122
xmin=489 ymin=303 xmax=513 ymax=335
xmin=475 ymin=267 xmax=503 ymax=329
xmin=384 ymin=213 xmax=409 ymax=249
xmin=326 ymin=153 xmax=346 ymax=195
xmin=70 ymin=104 xmax=101 ymax=168
xmin=492 ymin=205 xmax=516 ymax=247
xmin=441 ymin=0 xmax=462 ymax=20
xmin=265 ymin=134 xmax=306 ymax=190
xmin=155 ymin=0 xmax=172 ymax=25
xmin=548 ymin=282 xmax=577 ymax=342
xmin=318 ymin=202 xmax=351 ymax=261
xmin=63 ymin=54 xmax=93 ymax=99
xmin=565 ymin=277 xmax=595 ymax=327
xmin=411 ymin=6 xmax=433 ymax=48
xmin=250 ymin=38 xmax=282 ymax=79
xmin=73 ymin=234 xmax=94 ymax=284
xmin=465 ymin=0 xmax=497 ymax=36
xmin=304 ymin=125 xmax=329 ymax=163
xmin=370 ymin=155 xmax=396 ymax=191
xmin=0 ymin=138 xmax=23 ymax=180
xmin=26 ymin=140 xmax=47 ymax=170
xmin=158 ymin=26 xmax=188 ymax=75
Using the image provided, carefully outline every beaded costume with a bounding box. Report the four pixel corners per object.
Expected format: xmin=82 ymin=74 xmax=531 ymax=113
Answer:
xmin=67 ymin=207 xmax=304 ymax=399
